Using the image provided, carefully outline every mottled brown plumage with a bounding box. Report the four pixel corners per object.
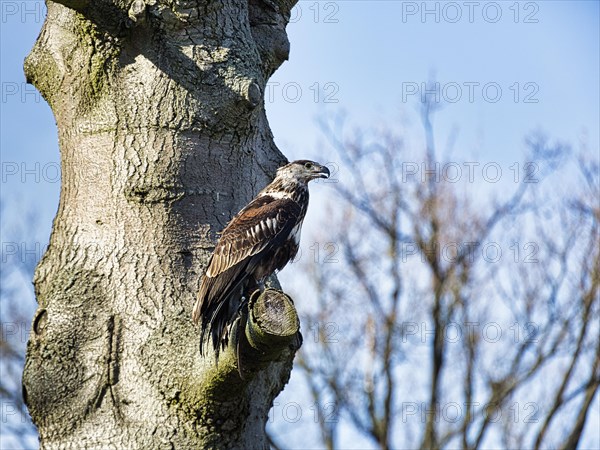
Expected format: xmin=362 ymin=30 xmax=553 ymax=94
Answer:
xmin=192 ymin=160 xmax=330 ymax=360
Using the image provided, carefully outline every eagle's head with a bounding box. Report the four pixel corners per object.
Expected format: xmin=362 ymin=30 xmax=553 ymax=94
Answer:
xmin=276 ymin=160 xmax=330 ymax=183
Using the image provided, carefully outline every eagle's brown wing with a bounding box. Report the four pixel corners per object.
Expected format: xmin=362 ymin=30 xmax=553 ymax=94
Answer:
xmin=205 ymin=196 xmax=300 ymax=277
xmin=192 ymin=195 xmax=302 ymax=356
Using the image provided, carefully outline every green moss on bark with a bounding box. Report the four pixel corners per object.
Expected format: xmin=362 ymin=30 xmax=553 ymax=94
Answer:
xmin=74 ymin=12 xmax=120 ymax=109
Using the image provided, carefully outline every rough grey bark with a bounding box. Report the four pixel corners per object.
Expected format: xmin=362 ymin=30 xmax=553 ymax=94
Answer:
xmin=22 ymin=0 xmax=300 ymax=447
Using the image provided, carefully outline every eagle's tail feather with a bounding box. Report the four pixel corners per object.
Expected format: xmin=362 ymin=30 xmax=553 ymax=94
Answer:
xmin=236 ymin=302 xmax=249 ymax=379
xmin=198 ymin=274 xmax=248 ymax=360
xmin=207 ymin=295 xmax=232 ymax=360
xmin=196 ymin=258 xmax=261 ymax=366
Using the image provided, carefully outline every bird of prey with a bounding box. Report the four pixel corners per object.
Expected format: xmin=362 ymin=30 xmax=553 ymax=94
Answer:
xmin=192 ymin=160 xmax=330 ymax=361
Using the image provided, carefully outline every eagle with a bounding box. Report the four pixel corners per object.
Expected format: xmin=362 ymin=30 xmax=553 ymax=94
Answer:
xmin=192 ymin=160 xmax=330 ymax=360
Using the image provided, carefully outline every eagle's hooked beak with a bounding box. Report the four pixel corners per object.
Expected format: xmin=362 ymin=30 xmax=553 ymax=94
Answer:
xmin=316 ymin=164 xmax=330 ymax=179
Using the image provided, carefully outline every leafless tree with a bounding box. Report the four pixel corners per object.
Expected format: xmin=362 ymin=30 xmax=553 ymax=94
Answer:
xmin=0 ymin=203 xmax=38 ymax=448
xmin=277 ymin=104 xmax=599 ymax=449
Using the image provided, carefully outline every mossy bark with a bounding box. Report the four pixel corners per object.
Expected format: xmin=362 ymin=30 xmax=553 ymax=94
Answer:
xmin=22 ymin=1 xmax=299 ymax=448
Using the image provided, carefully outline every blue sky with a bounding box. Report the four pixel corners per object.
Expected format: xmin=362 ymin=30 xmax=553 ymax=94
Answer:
xmin=1 ymin=1 xmax=599 ymax=448
xmin=268 ymin=1 xmax=599 ymax=167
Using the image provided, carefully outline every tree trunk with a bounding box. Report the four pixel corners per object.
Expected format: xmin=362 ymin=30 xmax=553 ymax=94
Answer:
xmin=22 ymin=0 xmax=299 ymax=447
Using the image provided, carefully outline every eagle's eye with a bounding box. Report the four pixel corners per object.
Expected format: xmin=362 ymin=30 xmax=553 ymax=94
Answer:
xmin=304 ymin=162 xmax=313 ymax=169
